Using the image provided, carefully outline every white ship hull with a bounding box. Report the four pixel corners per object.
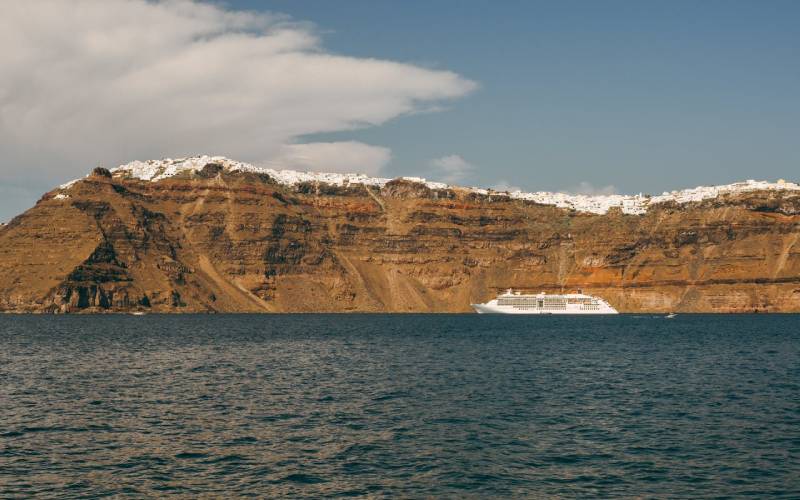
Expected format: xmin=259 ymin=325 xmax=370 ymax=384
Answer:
xmin=471 ymin=290 xmax=618 ymax=315
xmin=472 ymin=303 xmax=617 ymax=314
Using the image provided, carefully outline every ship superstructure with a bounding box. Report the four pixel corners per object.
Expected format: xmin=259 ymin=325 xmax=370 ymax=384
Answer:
xmin=471 ymin=289 xmax=618 ymax=315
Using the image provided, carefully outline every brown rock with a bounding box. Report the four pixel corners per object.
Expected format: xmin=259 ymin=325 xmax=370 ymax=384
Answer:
xmin=1 ymin=174 xmax=800 ymax=313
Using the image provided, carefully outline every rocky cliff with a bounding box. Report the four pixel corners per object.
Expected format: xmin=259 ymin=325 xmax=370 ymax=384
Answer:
xmin=2 ymin=160 xmax=800 ymax=313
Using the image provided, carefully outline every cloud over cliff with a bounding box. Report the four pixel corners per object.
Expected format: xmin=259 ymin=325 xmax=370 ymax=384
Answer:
xmin=0 ymin=0 xmax=476 ymax=184
xmin=429 ymin=155 xmax=475 ymax=184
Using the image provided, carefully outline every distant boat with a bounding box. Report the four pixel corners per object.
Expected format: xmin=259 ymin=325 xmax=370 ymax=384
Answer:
xmin=131 ymin=311 xmax=146 ymax=316
xmin=472 ymin=289 xmax=618 ymax=315
xmin=666 ymin=313 xmax=677 ymax=319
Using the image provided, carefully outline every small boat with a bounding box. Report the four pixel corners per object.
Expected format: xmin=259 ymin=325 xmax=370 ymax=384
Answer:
xmin=131 ymin=311 xmax=146 ymax=316
xmin=665 ymin=313 xmax=677 ymax=319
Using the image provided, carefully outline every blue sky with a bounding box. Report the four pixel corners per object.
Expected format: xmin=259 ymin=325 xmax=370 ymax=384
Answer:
xmin=0 ymin=0 xmax=798 ymax=220
xmin=231 ymin=0 xmax=800 ymax=193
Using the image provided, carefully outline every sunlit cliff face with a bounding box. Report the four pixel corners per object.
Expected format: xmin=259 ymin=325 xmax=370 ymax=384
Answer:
xmin=1 ymin=161 xmax=800 ymax=313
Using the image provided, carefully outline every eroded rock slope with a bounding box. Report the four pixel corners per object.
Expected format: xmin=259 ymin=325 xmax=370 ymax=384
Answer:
xmin=2 ymin=165 xmax=799 ymax=312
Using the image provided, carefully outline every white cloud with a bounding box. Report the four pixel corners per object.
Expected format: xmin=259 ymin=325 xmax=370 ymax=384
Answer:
xmin=566 ymin=181 xmax=618 ymax=196
xmin=0 ymin=0 xmax=476 ymax=185
xmin=491 ymin=180 xmax=523 ymax=193
xmin=264 ymin=142 xmax=391 ymax=175
xmin=428 ymin=154 xmax=475 ymax=184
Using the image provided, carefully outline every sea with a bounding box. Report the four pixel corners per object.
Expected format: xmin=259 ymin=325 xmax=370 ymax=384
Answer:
xmin=1 ymin=314 xmax=798 ymax=498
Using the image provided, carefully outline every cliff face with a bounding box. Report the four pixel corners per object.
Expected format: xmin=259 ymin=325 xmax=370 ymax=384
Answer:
xmin=2 ymin=168 xmax=800 ymax=313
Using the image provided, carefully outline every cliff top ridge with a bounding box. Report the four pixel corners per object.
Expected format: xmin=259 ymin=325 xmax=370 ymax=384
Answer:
xmin=55 ymin=155 xmax=800 ymax=215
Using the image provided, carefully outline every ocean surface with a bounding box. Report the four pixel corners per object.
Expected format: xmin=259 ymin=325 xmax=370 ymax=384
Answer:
xmin=1 ymin=314 xmax=799 ymax=498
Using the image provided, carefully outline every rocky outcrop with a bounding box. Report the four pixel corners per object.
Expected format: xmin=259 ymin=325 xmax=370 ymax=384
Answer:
xmin=1 ymin=168 xmax=799 ymax=313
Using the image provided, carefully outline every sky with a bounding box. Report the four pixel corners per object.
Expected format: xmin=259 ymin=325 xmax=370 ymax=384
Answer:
xmin=1 ymin=0 xmax=798 ymax=220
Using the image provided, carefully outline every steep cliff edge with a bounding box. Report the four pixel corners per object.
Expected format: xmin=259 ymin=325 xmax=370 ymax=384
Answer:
xmin=2 ymin=162 xmax=800 ymax=313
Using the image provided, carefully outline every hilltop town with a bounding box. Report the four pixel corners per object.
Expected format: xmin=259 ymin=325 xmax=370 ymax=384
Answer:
xmin=51 ymin=155 xmax=800 ymax=216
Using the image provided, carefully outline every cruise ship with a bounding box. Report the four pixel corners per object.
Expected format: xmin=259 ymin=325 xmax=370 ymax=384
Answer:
xmin=471 ymin=289 xmax=618 ymax=314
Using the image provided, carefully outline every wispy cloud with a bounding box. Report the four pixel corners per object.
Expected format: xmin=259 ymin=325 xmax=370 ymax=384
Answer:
xmin=490 ymin=180 xmax=523 ymax=193
xmin=428 ymin=154 xmax=475 ymax=184
xmin=264 ymin=142 xmax=391 ymax=175
xmin=0 ymin=0 xmax=477 ymax=184
xmin=565 ymin=181 xmax=618 ymax=196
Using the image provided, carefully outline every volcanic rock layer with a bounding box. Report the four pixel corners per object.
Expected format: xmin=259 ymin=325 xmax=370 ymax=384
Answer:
xmin=1 ymin=168 xmax=800 ymax=313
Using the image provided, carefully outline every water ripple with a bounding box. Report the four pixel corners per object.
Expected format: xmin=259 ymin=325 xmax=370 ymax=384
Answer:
xmin=0 ymin=314 xmax=799 ymax=497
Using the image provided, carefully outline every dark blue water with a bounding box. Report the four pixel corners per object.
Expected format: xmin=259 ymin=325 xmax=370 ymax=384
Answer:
xmin=1 ymin=315 xmax=799 ymax=498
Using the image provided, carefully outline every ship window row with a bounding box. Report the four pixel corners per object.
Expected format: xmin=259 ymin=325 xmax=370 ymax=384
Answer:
xmin=498 ymin=299 xmax=572 ymax=306
xmin=499 ymin=299 xmax=599 ymax=304
xmin=498 ymin=298 xmax=603 ymax=309
xmin=498 ymin=299 xmax=543 ymax=306
xmin=513 ymin=304 xmax=567 ymax=310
